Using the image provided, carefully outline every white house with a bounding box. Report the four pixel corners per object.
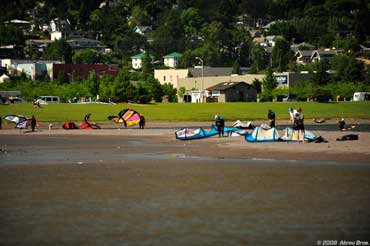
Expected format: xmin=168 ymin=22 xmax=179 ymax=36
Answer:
xmin=130 ymin=52 xmax=153 ymax=70
xmin=163 ymin=52 xmax=183 ymax=68
xmin=311 ymin=49 xmax=342 ymax=63
xmin=133 ymin=26 xmax=152 ymax=36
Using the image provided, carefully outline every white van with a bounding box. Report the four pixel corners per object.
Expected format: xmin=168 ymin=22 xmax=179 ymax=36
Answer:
xmin=36 ymin=96 xmax=60 ymax=104
xmin=353 ymin=92 xmax=370 ymax=101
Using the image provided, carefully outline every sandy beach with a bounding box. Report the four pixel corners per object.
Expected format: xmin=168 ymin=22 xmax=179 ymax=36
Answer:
xmin=1 ymin=119 xmax=370 ymax=163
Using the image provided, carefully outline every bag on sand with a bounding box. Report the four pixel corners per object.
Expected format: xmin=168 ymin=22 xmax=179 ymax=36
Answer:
xmin=308 ymin=136 xmax=328 ymax=143
xmin=336 ymin=134 xmax=358 ymax=141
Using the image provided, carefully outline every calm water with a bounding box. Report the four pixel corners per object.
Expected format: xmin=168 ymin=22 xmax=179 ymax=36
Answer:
xmin=0 ymin=135 xmax=369 ymax=245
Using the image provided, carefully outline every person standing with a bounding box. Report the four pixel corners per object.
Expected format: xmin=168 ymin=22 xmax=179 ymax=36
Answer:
xmin=215 ymin=115 xmax=225 ymax=137
xmin=139 ymin=115 xmax=145 ymax=129
xmin=31 ymin=115 xmax=37 ymax=132
xmin=293 ymin=107 xmax=305 ymax=142
xmin=267 ymin=109 xmax=276 ymax=128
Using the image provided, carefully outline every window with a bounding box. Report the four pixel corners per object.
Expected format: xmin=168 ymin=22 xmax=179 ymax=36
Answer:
xmin=170 ymin=75 xmax=172 ymax=81
xmin=163 ymin=76 xmax=166 ymax=81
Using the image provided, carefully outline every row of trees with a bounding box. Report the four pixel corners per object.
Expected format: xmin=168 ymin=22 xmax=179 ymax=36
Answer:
xmin=0 ymin=69 xmax=178 ymax=104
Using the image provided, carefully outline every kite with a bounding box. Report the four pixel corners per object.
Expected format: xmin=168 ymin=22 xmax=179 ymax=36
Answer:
xmin=3 ymin=114 xmax=38 ymax=129
xmin=175 ymin=125 xmax=243 ymax=140
xmin=108 ymin=109 xmax=141 ymax=127
xmin=4 ymin=115 xmax=27 ymax=124
xmin=244 ymin=127 xmax=280 ymax=142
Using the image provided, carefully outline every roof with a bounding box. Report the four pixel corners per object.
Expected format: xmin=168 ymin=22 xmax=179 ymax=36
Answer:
xmin=130 ymin=52 xmax=153 ymax=59
xmin=189 ymin=67 xmax=233 ymax=77
xmin=295 ymin=50 xmax=313 ymax=57
xmin=163 ymin=52 xmax=183 ymax=58
xmin=4 ymin=19 xmax=30 ymax=24
xmin=206 ymin=82 xmax=251 ymax=91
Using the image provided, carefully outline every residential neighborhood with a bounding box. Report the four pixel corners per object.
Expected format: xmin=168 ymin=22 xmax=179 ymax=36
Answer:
xmin=0 ymin=0 xmax=369 ymax=104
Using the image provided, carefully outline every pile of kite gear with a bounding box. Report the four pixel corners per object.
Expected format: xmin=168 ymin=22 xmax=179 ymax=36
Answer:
xmin=81 ymin=113 xmax=101 ymax=129
xmin=108 ymin=109 xmax=142 ymax=127
xmin=62 ymin=122 xmax=79 ymax=129
xmin=175 ymin=125 xmax=245 ymax=140
xmin=3 ymin=115 xmax=39 ymax=129
xmin=244 ymin=125 xmax=316 ymax=142
xmin=232 ymin=120 xmax=255 ymax=129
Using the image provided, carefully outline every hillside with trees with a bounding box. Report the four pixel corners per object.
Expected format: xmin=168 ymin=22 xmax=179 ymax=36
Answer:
xmin=1 ymin=0 xmax=370 ymax=102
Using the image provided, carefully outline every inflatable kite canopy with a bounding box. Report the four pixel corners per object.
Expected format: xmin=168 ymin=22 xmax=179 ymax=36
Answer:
xmin=108 ymin=109 xmax=141 ymax=127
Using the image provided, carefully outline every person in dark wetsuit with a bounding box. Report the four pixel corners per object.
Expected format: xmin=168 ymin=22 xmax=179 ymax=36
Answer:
xmin=268 ymin=109 xmax=276 ymax=128
xmin=215 ymin=115 xmax=225 ymax=137
xmin=293 ymin=107 xmax=305 ymax=143
xmin=31 ymin=115 xmax=37 ymax=132
xmin=139 ymin=115 xmax=145 ymax=129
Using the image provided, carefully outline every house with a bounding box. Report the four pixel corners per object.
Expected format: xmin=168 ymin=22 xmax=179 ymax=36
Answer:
xmin=263 ymin=35 xmax=283 ymax=47
xmin=205 ymin=82 xmax=257 ymax=102
xmin=49 ymin=18 xmax=71 ymax=32
xmin=1 ymin=59 xmax=63 ymax=80
xmin=25 ymin=39 xmax=54 ymax=55
xmin=133 ymin=26 xmax=152 ymax=36
xmin=52 ymin=64 xmax=119 ymax=81
xmin=3 ymin=19 xmax=32 ymax=33
xmin=290 ymin=42 xmax=315 ymax=52
xmin=262 ymin=20 xmax=284 ymax=31
xmin=51 ymin=30 xmax=96 ymax=41
xmin=130 ymin=52 xmax=153 ymax=70
xmin=163 ymin=52 xmax=183 ymax=68
xmin=311 ymin=49 xmax=342 ymax=63
xmin=359 ymin=45 xmax=370 ymax=54
xmin=295 ymin=50 xmax=313 ymax=65
xmin=66 ymin=38 xmax=108 ymax=53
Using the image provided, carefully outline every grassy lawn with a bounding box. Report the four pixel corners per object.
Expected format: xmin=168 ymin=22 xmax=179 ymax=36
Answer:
xmin=1 ymin=102 xmax=370 ymax=123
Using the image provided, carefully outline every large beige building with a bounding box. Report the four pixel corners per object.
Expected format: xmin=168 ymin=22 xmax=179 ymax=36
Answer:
xmin=154 ymin=69 xmax=189 ymax=88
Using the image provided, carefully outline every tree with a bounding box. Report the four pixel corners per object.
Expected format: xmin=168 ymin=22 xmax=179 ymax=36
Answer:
xmin=98 ymin=75 xmax=114 ymax=101
xmin=151 ymin=9 xmax=185 ymax=56
xmin=85 ymin=70 xmax=99 ymax=98
xmin=181 ymin=7 xmax=203 ymax=37
xmin=145 ymin=75 xmax=163 ymax=102
xmin=0 ymin=24 xmax=24 ymax=46
xmin=232 ymin=60 xmax=240 ymax=74
xmin=43 ymin=38 xmax=72 ymax=63
xmin=250 ymin=45 xmax=268 ymax=73
xmin=135 ymin=82 xmax=151 ymax=104
xmin=252 ymin=78 xmax=262 ymax=94
xmin=272 ymin=38 xmax=291 ymax=72
xmin=261 ymin=66 xmax=277 ymax=101
xmin=111 ymin=69 xmax=136 ymax=102
xmin=72 ymin=49 xmax=104 ymax=64
xmin=177 ymin=86 xmax=186 ymax=100
xmin=311 ymin=60 xmax=331 ymax=86
xmin=141 ymin=52 xmax=153 ymax=78
xmin=161 ymin=83 xmax=177 ymax=102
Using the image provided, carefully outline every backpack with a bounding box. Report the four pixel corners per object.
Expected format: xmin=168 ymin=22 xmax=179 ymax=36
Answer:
xmin=336 ymin=134 xmax=359 ymax=141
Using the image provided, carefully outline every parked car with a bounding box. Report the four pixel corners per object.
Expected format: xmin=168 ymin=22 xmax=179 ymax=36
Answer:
xmin=35 ymin=96 xmax=60 ymax=105
xmin=282 ymin=94 xmax=297 ymax=102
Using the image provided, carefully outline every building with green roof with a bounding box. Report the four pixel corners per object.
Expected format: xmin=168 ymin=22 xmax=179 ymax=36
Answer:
xmin=163 ymin=52 xmax=182 ymax=68
xmin=130 ymin=52 xmax=153 ymax=70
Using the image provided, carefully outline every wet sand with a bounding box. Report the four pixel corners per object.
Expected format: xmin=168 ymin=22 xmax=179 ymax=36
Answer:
xmin=0 ymin=122 xmax=370 ymax=245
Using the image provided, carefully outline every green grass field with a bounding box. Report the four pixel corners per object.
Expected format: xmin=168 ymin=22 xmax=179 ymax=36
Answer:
xmin=1 ymin=102 xmax=370 ymax=123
